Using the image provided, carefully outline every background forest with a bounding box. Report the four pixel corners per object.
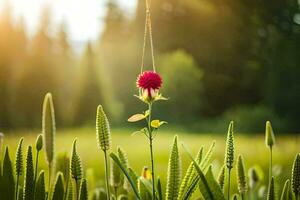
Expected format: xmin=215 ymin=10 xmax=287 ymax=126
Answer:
xmin=0 ymin=0 xmax=300 ymax=133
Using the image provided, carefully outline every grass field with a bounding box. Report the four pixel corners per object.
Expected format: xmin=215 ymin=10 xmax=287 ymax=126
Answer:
xmin=2 ymin=127 xmax=300 ymax=196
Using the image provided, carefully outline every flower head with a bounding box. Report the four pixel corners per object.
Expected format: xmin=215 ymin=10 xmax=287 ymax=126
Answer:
xmin=137 ymin=71 xmax=162 ymax=90
xmin=136 ymin=71 xmax=162 ymax=102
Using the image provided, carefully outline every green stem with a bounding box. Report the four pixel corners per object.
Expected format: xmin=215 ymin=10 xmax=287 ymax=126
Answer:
xmin=15 ymin=174 xmax=19 ymax=200
xmin=104 ymin=150 xmax=111 ymax=200
xmin=47 ymin=163 xmax=52 ymax=200
xmin=227 ymin=168 xmax=231 ymax=200
xmin=34 ymin=151 xmax=40 ymax=186
xmin=75 ymin=179 xmax=79 ymax=200
xmin=269 ymin=147 xmax=273 ymax=183
xmin=241 ymin=193 xmax=244 ymax=200
xmin=147 ymin=103 xmax=156 ymax=200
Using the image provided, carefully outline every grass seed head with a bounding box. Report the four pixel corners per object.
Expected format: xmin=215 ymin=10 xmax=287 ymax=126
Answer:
xmin=96 ymin=105 xmax=111 ymax=151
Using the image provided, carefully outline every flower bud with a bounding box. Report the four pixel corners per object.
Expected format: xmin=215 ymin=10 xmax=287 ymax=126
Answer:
xmin=36 ymin=134 xmax=43 ymax=151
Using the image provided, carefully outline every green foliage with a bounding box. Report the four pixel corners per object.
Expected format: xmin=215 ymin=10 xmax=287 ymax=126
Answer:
xmin=236 ymin=155 xmax=247 ymax=194
xmin=178 ymin=147 xmax=203 ymax=200
xmin=183 ymin=144 xmax=225 ymax=200
xmin=117 ymin=147 xmax=129 ymax=190
xmin=166 ymin=135 xmax=181 ymax=200
xmin=35 ymin=134 xmax=43 ymax=152
xmin=267 ymin=177 xmax=275 ymax=200
xmin=217 ymin=165 xmax=225 ymax=191
xmin=35 ymin=171 xmax=46 ymax=200
xmin=159 ymin=50 xmax=203 ymax=121
xmin=110 ymin=155 xmax=123 ymax=188
xmin=225 ymin=121 xmax=235 ymax=170
xmin=42 ymin=93 xmax=56 ymax=165
xmin=110 ymin=152 xmax=141 ymax=199
xmin=265 ymin=121 xmax=275 ymax=148
xmin=70 ymin=139 xmax=82 ymax=181
xmin=291 ymin=154 xmax=300 ymax=197
xmin=1 ymin=146 xmax=15 ymax=200
xmin=55 ymin=152 xmax=70 ymax=186
xmin=51 ymin=172 xmax=65 ymax=200
xmin=138 ymin=176 xmax=152 ymax=200
xmin=79 ymin=178 xmax=88 ymax=200
xmin=96 ymin=105 xmax=111 ymax=151
xmin=280 ymin=179 xmax=291 ymax=200
xmin=23 ymin=146 xmax=34 ymax=200
xmin=15 ymin=138 xmax=24 ymax=177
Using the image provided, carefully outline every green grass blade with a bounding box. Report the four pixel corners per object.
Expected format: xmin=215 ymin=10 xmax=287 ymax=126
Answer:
xmin=166 ymin=135 xmax=181 ymax=200
xmin=139 ymin=176 xmax=153 ymax=200
xmin=182 ymin=143 xmax=226 ymax=200
xmin=280 ymin=179 xmax=291 ymax=200
xmin=178 ymin=147 xmax=203 ymax=200
xmin=110 ymin=152 xmax=141 ymax=199
xmin=157 ymin=177 xmax=163 ymax=200
xmin=51 ymin=172 xmax=65 ymax=200
xmin=35 ymin=170 xmax=46 ymax=200
xmin=2 ymin=146 xmax=15 ymax=200
xmin=23 ymin=146 xmax=34 ymax=200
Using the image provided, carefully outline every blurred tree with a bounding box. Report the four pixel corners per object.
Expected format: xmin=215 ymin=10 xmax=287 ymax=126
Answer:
xmin=72 ymin=43 xmax=105 ymax=125
xmin=158 ymin=50 xmax=203 ymax=122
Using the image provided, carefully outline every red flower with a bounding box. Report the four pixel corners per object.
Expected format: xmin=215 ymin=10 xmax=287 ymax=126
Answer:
xmin=136 ymin=71 xmax=162 ymax=90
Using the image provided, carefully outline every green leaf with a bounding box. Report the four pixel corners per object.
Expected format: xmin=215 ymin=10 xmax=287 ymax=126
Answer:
xmin=1 ymin=146 xmax=15 ymax=200
xmin=96 ymin=105 xmax=111 ymax=151
xmin=139 ymin=177 xmax=154 ymax=200
xmin=280 ymin=179 xmax=291 ymax=200
xmin=110 ymin=153 xmax=141 ymax=199
xmin=35 ymin=171 xmax=46 ymax=200
xmin=182 ymin=143 xmax=225 ymax=200
xmin=128 ymin=114 xmax=147 ymax=122
xmin=166 ymin=135 xmax=181 ymax=200
xmin=131 ymin=128 xmax=147 ymax=136
xmin=178 ymin=147 xmax=203 ymax=200
xmin=42 ymin=93 xmax=56 ymax=165
xmin=51 ymin=172 xmax=65 ymax=200
xmin=23 ymin=146 xmax=34 ymax=200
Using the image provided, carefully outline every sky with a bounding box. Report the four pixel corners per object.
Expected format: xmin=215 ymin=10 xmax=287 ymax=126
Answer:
xmin=0 ymin=0 xmax=136 ymax=42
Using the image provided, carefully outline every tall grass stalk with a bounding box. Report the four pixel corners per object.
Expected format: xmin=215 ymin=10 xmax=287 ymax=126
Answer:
xmin=96 ymin=105 xmax=112 ymax=200
xmin=34 ymin=134 xmax=43 ymax=186
xmin=15 ymin=138 xmax=24 ymax=200
xmin=225 ymin=121 xmax=235 ymax=200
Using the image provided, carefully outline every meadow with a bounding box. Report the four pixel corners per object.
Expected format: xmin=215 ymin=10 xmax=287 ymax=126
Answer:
xmin=2 ymin=127 xmax=299 ymax=198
